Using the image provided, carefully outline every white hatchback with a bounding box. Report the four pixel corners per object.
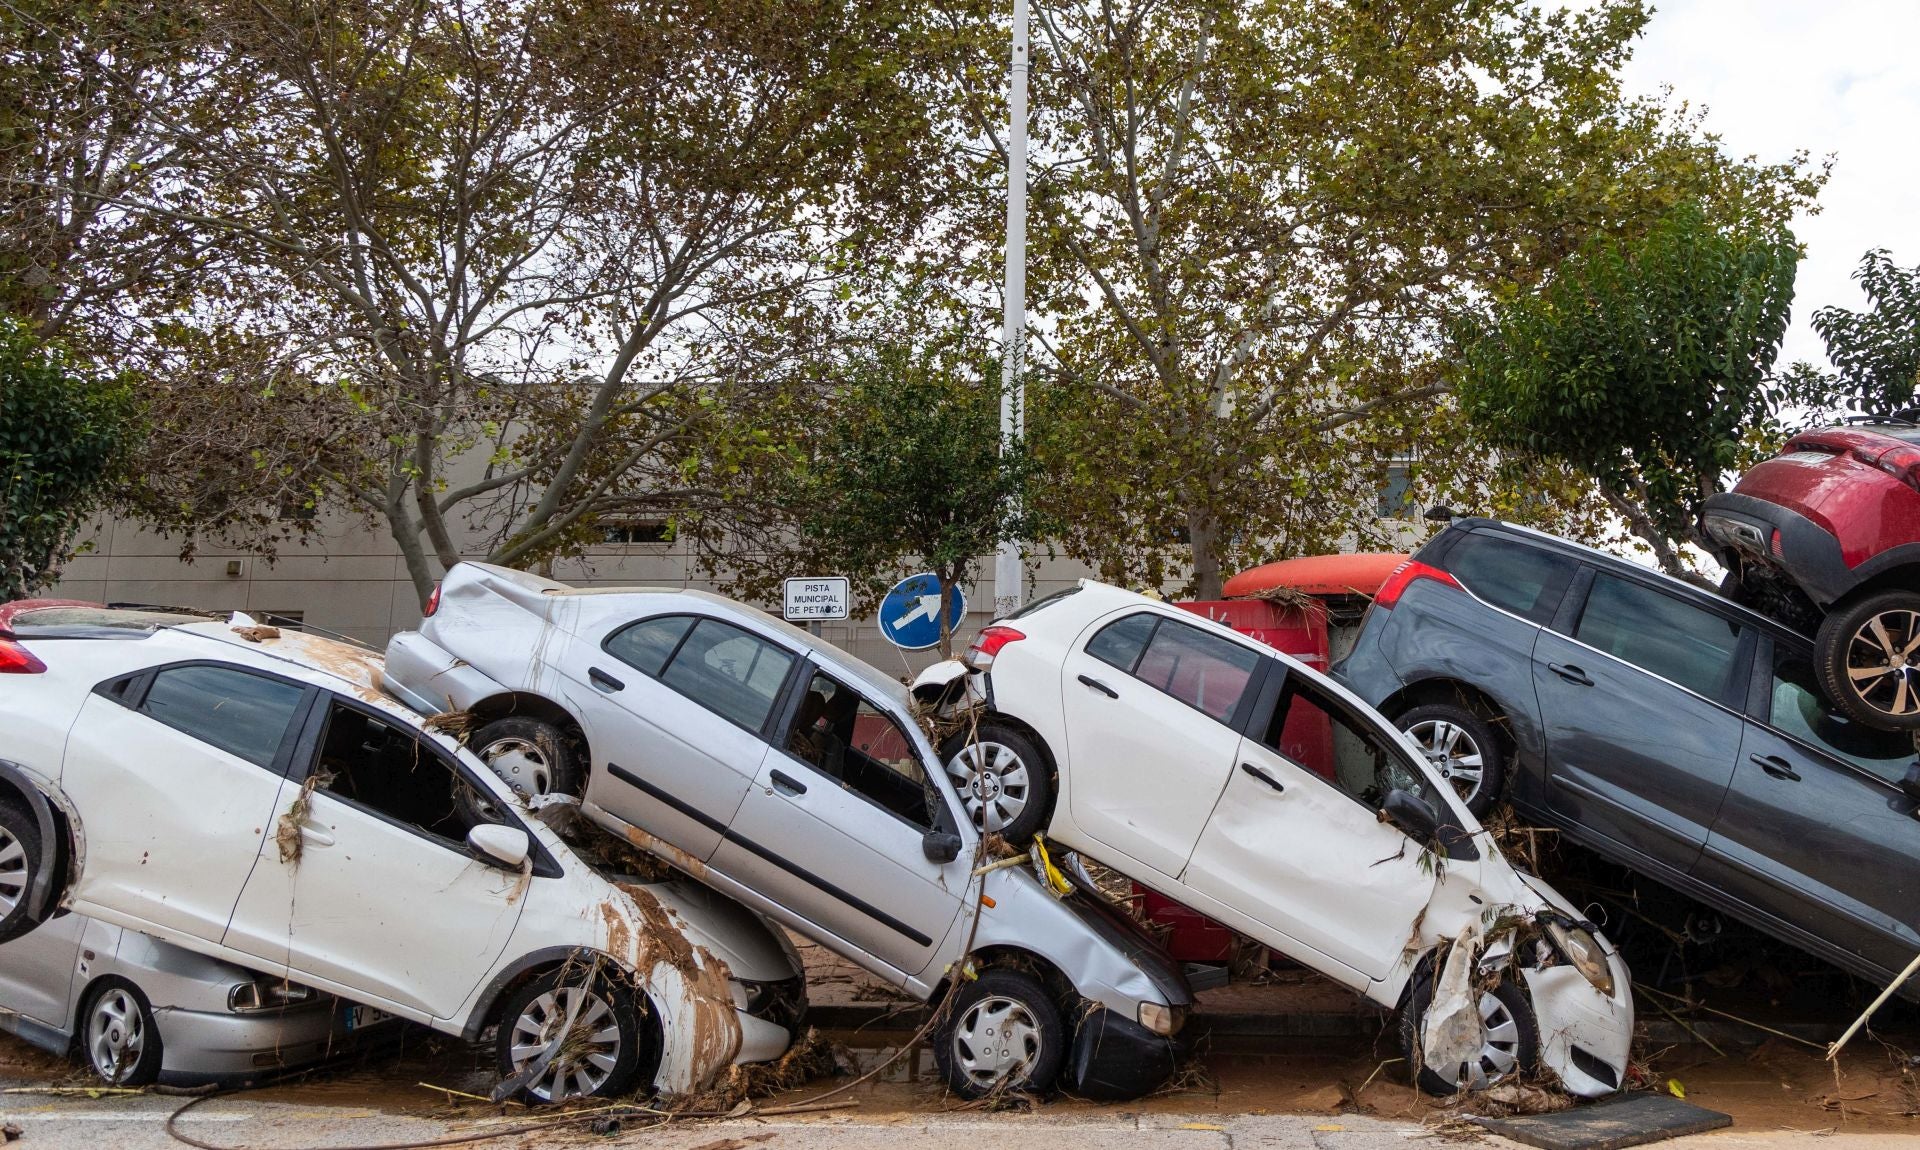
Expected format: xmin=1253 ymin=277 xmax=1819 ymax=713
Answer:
xmin=914 ymin=581 xmax=1636 ymax=1099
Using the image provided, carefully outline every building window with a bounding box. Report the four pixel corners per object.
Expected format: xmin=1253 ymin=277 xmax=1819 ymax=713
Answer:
xmin=601 ymin=519 xmax=671 ymax=545
xmin=1376 ymin=461 xmax=1415 ymax=519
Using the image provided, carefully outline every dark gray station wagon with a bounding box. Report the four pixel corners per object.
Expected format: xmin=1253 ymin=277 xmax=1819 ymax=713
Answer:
xmin=1336 ymin=518 xmax=1920 ymax=995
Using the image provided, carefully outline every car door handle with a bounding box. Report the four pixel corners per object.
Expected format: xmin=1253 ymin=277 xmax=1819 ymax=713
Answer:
xmin=1240 ymin=762 xmax=1286 ymax=793
xmin=589 ymin=667 xmax=625 ymax=693
xmin=1750 ymin=753 xmax=1801 ymax=782
xmin=299 ymin=823 xmax=335 ymax=848
xmin=1548 ymin=663 xmax=1594 ymax=687
xmin=1077 ymin=674 xmax=1119 ymax=699
xmin=769 ymin=769 xmax=808 ymax=796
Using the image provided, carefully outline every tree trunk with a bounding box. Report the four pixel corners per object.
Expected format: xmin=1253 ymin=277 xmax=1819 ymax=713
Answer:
xmin=1187 ymin=507 xmax=1223 ymax=599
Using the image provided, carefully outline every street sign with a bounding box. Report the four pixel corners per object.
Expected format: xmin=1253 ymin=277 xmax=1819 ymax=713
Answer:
xmin=878 ymin=572 xmax=967 ymax=650
xmin=782 ymin=576 xmax=851 ymax=623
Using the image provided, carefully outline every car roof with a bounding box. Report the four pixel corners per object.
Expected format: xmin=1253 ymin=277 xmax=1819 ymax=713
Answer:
xmin=168 ymin=616 xmax=418 ymax=712
xmin=1440 ymin=518 xmax=1808 ymax=643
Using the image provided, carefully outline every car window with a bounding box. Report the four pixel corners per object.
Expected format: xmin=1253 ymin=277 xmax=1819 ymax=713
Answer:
xmin=137 ymin=664 xmax=306 ymax=769
xmin=1444 ymin=532 xmax=1577 ymax=624
xmin=659 ymin=618 xmax=795 ymax=732
xmin=785 ymin=671 xmax=936 ymax=829
xmin=1132 ymin=618 xmax=1262 ymax=722
xmin=311 ymin=699 xmax=500 ymax=847
xmin=1575 ymin=574 xmax=1744 ymax=700
xmin=1086 ymin=612 xmax=1159 ymax=672
xmin=605 ymin=615 xmax=694 ymax=676
xmin=1006 ymin=586 xmax=1084 ymax=620
xmin=1261 ymin=675 xmax=1444 ymax=812
xmin=1768 ymin=646 xmax=1917 ymax=785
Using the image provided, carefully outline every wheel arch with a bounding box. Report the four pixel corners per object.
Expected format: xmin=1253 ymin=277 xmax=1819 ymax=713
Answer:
xmin=0 ymin=760 xmax=72 ymax=923
xmin=468 ymin=693 xmax=592 ymax=767
xmin=1847 ymin=561 xmax=1920 ymax=602
xmin=1376 ymin=679 xmax=1522 ymax=767
xmin=927 ymin=945 xmax=1078 ymax=1016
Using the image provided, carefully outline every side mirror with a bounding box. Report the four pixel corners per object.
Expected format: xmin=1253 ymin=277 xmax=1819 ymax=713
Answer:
xmin=1383 ymin=789 xmax=1441 ymax=840
xmin=468 ymin=824 xmax=530 ymax=869
xmin=923 ymin=830 xmax=963 ymax=864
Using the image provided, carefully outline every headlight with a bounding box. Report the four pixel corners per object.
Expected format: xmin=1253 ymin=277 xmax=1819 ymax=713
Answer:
xmin=228 ymin=979 xmax=317 ymax=1013
xmin=1542 ymin=920 xmax=1616 ymax=997
xmin=1137 ymin=1001 xmax=1182 ymax=1036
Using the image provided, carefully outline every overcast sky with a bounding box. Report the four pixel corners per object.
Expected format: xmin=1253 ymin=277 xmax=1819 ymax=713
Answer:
xmin=1615 ymin=1 xmax=1920 ymax=372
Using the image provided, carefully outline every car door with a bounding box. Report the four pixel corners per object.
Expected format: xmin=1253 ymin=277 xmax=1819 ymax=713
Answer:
xmin=1060 ymin=610 xmax=1264 ymax=879
xmin=574 ymin=614 xmax=797 ymax=861
xmin=1184 ymin=665 xmax=1442 ymax=982
xmin=716 ymin=665 xmax=967 ymax=977
xmin=226 ymin=694 xmax=527 ymax=1020
xmin=1694 ymin=636 xmax=1920 ymax=979
xmin=59 ymin=662 xmax=312 ymax=944
xmin=1532 ymin=570 xmax=1750 ymax=873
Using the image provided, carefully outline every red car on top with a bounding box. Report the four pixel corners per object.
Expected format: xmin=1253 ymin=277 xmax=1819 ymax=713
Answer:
xmin=1705 ymin=410 xmax=1920 ymax=731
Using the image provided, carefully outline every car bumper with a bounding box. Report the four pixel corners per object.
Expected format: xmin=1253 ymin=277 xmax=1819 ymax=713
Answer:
xmin=152 ymin=1002 xmax=385 ymax=1083
xmin=1061 ymin=1007 xmax=1181 ymax=1101
xmin=1520 ymin=946 xmax=1633 ymax=1098
xmin=1704 ymin=492 xmax=1854 ymax=608
xmin=383 ymin=630 xmax=510 ymax=716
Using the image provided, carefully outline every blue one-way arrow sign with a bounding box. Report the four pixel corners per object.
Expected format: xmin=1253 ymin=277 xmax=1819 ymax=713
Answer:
xmin=877 ymin=572 xmax=967 ymax=650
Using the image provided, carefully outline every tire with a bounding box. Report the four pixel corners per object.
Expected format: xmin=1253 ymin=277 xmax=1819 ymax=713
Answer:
xmin=1815 ymin=590 xmax=1920 ymax=731
xmin=938 ymin=722 xmax=1054 ymax=844
xmin=933 ymin=967 xmax=1066 ymax=1099
xmin=473 ymin=718 xmax=584 ymax=801
xmin=0 ymin=794 xmax=43 ymax=944
xmin=1398 ymin=703 xmax=1505 ymax=817
xmin=1398 ymin=973 xmax=1539 ymax=1096
xmin=82 ymin=978 xmax=164 ymax=1087
xmin=495 ymin=965 xmax=654 ymax=1103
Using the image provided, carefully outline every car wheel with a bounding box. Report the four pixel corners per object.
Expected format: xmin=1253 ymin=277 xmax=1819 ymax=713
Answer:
xmin=473 ymin=718 xmax=584 ymax=801
xmin=495 ymin=966 xmax=652 ymax=1103
xmin=1398 ymin=975 xmax=1538 ymax=1096
xmin=933 ymin=967 xmax=1066 ymax=1099
xmin=939 ymin=723 xmax=1053 ymax=844
xmin=1398 ymin=703 xmax=1505 ymax=816
xmin=83 ymin=979 xmax=164 ymax=1087
xmin=0 ymin=794 xmax=43 ymax=944
xmin=1816 ymin=590 xmax=1920 ymax=730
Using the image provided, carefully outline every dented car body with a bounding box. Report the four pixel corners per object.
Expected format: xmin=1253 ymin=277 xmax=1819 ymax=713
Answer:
xmin=383 ymin=563 xmax=1193 ymax=1099
xmin=0 ymin=605 xmax=806 ymax=1101
xmin=911 ymin=581 xmax=1634 ymax=1098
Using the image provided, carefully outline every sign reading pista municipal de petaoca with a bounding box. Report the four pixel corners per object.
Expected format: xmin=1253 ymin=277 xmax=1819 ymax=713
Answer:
xmin=782 ymin=576 xmax=851 ymax=622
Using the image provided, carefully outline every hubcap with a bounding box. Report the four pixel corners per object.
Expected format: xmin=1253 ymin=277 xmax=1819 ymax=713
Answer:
xmin=945 ymin=742 xmax=1031 ymax=834
xmin=508 ymin=986 xmax=622 ymax=1102
xmin=482 ymin=737 xmax=554 ymax=799
xmin=0 ymin=826 xmax=26 ymax=919
xmin=953 ymin=995 xmax=1042 ymax=1089
xmin=1433 ymin=991 xmax=1522 ymax=1091
xmin=1407 ymin=719 xmax=1486 ymax=804
xmin=1845 ymin=609 xmax=1920 ymax=719
xmin=87 ymin=989 xmax=145 ymax=1083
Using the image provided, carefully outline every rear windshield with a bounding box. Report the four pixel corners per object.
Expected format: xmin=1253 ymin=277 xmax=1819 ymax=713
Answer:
xmin=1883 ymin=426 xmax=1920 ymax=446
xmin=1005 ymin=586 xmax=1084 ymax=621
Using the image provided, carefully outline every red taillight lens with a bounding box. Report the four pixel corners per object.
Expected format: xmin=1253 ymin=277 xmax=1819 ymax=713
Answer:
xmin=1864 ymin=444 xmax=1920 ymax=493
xmin=964 ymin=625 xmax=1026 ymax=670
xmin=0 ymin=639 xmax=47 ymax=674
xmin=1770 ymin=528 xmax=1785 ymax=558
xmin=1372 ymin=560 xmax=1462 ymax=610
xmin=424 ymin=583 xmax=442 ymax=617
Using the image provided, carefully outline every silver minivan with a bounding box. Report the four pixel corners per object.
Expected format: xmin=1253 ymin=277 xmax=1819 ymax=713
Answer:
xmin=384 ymin=562 xmax=1191 ymax=1101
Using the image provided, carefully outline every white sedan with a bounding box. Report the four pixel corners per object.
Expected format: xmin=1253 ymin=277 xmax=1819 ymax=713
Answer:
xmin=915 ymin=580 xmax=1635 ymax=1099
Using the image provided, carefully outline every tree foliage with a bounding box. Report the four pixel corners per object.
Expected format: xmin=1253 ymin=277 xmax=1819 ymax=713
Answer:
xmin=0 ymin=318 xmax=140 ymax=599
xmin=1811 ymin=249 xmax=1920 ymax=416
xmin=1454 ymin=200 xmax=1821 ymax=575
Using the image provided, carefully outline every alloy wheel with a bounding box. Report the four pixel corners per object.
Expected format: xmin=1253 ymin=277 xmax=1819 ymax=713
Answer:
xmin=1845 ymin=608 xmax=1920 ymax=719
xmin=944 ymin=742 xmax=1031 ymax=834
xmin=0 ymin=826 xmax=25 ymax=919
xmin=952 ymin=995 xmax=1043 ymax=1090
xmin=87 ymin=989 xmax=147 ymax=1084
xmin=1433 ymin=991 xmax=1522 ymax=1091
xmin=1407 ymin=719 xmax=1486 ymax=805
xmin=482 ymin=736 xmax=555 ymax=800
xmin=507 ymin=986 xmax=622 ymax=1102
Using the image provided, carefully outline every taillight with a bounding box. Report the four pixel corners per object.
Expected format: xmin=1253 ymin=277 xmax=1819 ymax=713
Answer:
xmin=1770 ymin=528 xmax=1785 ymax=558
xmin=424 ymin=583 xmax=442 ymax=617
xmin=964 ymin=625 xmax=1026 ymax=670
xmin=0 ymin=639 xmax=47 ymax=674
xmin=1858 ymin=443 xmax=1920 ymax=493
xmin=1373 ymin=560 xmax=1462 ymax=610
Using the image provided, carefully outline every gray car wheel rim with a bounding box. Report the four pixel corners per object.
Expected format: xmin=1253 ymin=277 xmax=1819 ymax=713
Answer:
xmin=944 ymin=742 xmax=1031 ymax=833
xmin=87 ymin=989 xmax=146 ymax=1084
xmin=0 ymin=825 xmax=26 ymax=919
xmin=481 ymin=736 xmax=554 ymax=800
xmin=1845 ymin=608 xmax=1920 ymax=719
xmin=1407 ymin=719 xmax=1486 ymax=804
xmin=1433 ymin=990 xmax=1522 ymax=1091
xmin=954 ymin=994 xmax=1042 ymax=1089
xmin=508 ymin=987 xmax=621 ymax=1102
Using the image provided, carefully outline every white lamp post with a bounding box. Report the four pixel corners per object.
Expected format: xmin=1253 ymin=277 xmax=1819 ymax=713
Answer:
xmin=994 ymin=0 xmax=1029 ymax=618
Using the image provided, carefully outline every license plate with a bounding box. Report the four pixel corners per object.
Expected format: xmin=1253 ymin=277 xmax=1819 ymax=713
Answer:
xmin=346 ymin=1005 xmax=394 ymax=1031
